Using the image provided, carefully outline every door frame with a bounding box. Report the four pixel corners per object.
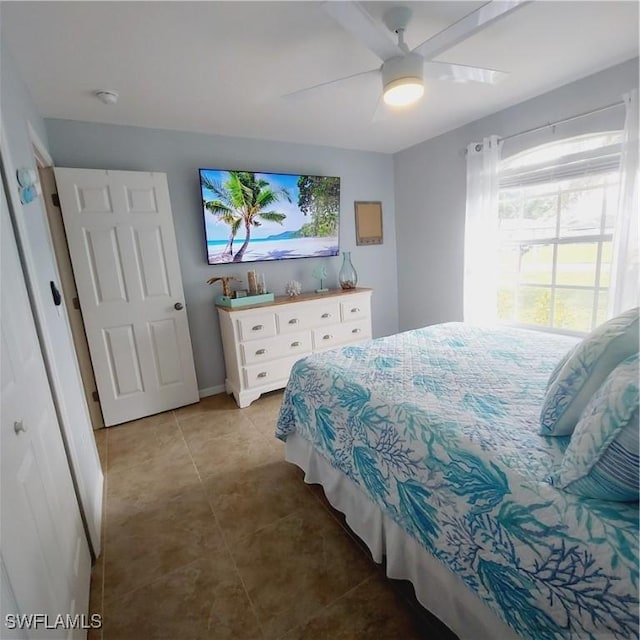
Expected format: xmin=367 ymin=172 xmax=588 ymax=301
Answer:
xmin=0 ymin=120 xmax=102 ymax=556
xmin=28 ymin=120 xmax=52 ymax=168
xmin=35 ymin=153 xmax=105 ymax=430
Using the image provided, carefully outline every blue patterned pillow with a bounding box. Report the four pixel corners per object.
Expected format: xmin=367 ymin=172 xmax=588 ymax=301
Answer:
xmin=549 ymin=353 xmax=639 ymax=501
xmin=540 ymin=307 xmax=639 ymax=436
xmin=546 ymin=344 xmax=579 ymax=391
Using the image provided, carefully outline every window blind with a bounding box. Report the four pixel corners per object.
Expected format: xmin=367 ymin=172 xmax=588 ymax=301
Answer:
xmin=500 ymin=143 xmax=621 ymax=188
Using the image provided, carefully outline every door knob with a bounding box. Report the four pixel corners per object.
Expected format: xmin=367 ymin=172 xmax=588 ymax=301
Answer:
xmin=50 ymin=281 xmax=62 ymax=306
xmin=14 ymin=420 xmax=27 ymax=435
xmin=174 ymin=302 xmax=184 ymax=310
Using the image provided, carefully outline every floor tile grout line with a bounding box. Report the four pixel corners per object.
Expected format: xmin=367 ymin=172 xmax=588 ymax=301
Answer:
xmin=203 ymin=522 xmax=269 ymax=640
xmin=100 ymin=555 xmax=215 ymax=612
xmin=230 ymin=502 xmax=313 ymax=550
xmin=243 ymin=413 xmax=286 ymax=452
xmin=174 ymin=409 xmax=209 ymax=470
xmin=225 ymin=500 xmax=378 ymax=639
xmin=275 ymin=574 xmax=376 ymax=640
xmin=173 ymin=398 xmax=281 ymax=448
xmin=102 ymin=414 xmax=180 ymax=476
xmin=225 ymin=495 xmax=367 ymax=561
xmin=201 ymin=449 xmax=337 ymax=550
xmin=178 ymin=417 xmax=277 ymax=452
xmin=173 ymin=409 xmax=269 ymax=640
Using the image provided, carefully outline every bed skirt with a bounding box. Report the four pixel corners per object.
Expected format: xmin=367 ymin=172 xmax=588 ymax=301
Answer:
xmin=285 ymin=431 xmax=521 ymax=640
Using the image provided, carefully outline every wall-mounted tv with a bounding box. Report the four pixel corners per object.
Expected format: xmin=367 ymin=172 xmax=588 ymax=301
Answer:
xmin=200 ymin=169 xmax=340 ymax=265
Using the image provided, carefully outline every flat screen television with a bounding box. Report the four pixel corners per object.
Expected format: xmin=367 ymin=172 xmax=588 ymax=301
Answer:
xmin=200 ymin=169 xmax=340 ymax=265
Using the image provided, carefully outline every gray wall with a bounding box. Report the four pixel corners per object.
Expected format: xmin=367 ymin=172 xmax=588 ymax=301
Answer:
xmin=45 ymin=120 xmax=398 ymax=393
xmin=1 ymin=47 xmax=49 ymax=170
xmin=394 ymin=58 xmax=639 ymax=331
xmin=1 ymin=47 xmax=59 ymax=322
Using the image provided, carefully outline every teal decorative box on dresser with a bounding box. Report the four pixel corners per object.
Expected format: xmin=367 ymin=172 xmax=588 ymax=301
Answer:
xmin=215 ymin=293 xmax=275 ymax=308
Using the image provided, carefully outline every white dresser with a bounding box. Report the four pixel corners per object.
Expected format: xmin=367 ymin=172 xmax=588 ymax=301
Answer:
xmin=217 ymin=288 xmax=372 ymax=407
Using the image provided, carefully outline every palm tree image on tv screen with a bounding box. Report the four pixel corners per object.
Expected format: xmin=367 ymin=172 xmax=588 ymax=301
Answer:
xmin=200 ymin=169 xmax=340 ymax=264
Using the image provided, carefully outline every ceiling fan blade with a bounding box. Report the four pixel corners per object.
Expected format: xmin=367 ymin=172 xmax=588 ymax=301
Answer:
xmin=412 ymin=0 xmax=531 ymax=61
xmin=323 ymin=1 xmax=402 ymax=62
xmin=282 ymin=68 xmax=379 ymax=100
xmin=424 ymin=61 xmax=507 ymax=84
xmin=371 ymin=95 xmax=389 ymax=123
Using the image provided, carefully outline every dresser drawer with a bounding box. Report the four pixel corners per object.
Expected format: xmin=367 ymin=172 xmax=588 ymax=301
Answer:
xmin=276 ymin=302 xmax=340 ymax=334
xmin=243 ymin=355 xmax=303 ymax=389
xmin=312 ymin=319 xmax=371 ymax=351
xmin=340 ymin=296 xmax=370 ymax=322
xmin=342 ymin=320 xmax=371 ymax=343
xmin=241 ymin=331 xmax=311 ymax=365
xmin=237 ymin=313 xmax=277 ymax=341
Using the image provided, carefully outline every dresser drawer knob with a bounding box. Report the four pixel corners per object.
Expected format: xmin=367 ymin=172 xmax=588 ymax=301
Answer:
xmin=256 ymin=349 xmax=266 ymax=355
xmin=323 ymin=334 xmax=332 ymax=340
xmin=321 ymin=312 xmax=331 ymax=318
xmin=352 ymin=328 xmax=361 ymax=334
xmin=351 ymin=308 xmax=360 ymax=313
xmin=257 ymin=371 xmax=268 ymax=379
xmin=252 ymin=324 xmax=264 ymax=331
xmin=291 ymin=341 xmax=301 ymax=347
xmin=288 ymin=318 xmax=298 ymax=324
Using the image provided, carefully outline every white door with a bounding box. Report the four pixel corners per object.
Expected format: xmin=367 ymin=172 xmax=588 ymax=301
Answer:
xmin=1 ymin=177 xmax=91 ymax=638
xmin=54 ymin=169 xmax=199 ymax=426
xmin=0 ymin=135 xmax=103 ymax=556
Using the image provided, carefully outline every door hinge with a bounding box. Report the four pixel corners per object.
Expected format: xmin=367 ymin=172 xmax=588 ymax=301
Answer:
xmin=92 ymin=391 xmax=99 ymax=403
xmin=72 ymin=297 xmax=81 ymax=310
xmin=51 ymin=193 xmax=60 ymax=208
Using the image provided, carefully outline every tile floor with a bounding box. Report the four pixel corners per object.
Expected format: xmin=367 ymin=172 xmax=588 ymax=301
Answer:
xmin=89 ymin=390 xmax=458 ymax=640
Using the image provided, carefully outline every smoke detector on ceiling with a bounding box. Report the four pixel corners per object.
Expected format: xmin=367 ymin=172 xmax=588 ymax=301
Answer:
xmin=94 ymin=90 xmax=119 ymax=105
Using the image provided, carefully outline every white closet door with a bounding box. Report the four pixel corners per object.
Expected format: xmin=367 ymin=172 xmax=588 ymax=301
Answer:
xmin=54 ymin=169 xmax=199 ymax=426
xmin=1 ymin=177 xmax=91 ymax=638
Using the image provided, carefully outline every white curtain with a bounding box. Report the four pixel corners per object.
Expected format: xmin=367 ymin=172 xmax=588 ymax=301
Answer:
xmin=610 ymin=89 xmax=639 ymax=316
xmin=463 ymin=135 xmax=503 ymax=324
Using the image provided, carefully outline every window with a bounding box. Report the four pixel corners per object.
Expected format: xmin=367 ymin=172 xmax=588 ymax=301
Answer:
xmin=497 ymin=132 xmax=623 ymax=334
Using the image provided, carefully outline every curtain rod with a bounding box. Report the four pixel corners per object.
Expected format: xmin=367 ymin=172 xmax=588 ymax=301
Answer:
xmin=500 ymin=100 xmax=625 ymax=143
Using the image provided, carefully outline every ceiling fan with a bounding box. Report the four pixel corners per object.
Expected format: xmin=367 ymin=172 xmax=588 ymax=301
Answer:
xmin=287 ymin=0 xmax=529 ymax=109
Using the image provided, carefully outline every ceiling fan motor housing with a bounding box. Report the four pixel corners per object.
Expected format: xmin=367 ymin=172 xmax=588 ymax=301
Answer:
xmin=382 ymin=52 xmax=423 ymax=91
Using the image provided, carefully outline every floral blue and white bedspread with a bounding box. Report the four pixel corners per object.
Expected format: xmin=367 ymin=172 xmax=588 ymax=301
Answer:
xmin=275 ymin=323 xmax=639 ymax=640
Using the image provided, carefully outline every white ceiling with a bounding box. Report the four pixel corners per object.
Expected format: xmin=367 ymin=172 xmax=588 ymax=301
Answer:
xmin=2 ymin=1 xmax=638 ymax=154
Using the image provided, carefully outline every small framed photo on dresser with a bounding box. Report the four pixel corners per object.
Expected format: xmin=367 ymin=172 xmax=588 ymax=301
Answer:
xmin=354 ymin=201 xmax=383 ymax=246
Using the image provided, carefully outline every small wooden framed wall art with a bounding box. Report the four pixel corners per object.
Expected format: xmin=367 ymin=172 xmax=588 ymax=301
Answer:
xmin=354 ymin=201 xmax=383 ymax=246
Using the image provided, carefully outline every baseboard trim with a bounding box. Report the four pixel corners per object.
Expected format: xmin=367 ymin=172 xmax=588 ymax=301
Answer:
xmin=198 ymin=385 xmax=226 ymax=398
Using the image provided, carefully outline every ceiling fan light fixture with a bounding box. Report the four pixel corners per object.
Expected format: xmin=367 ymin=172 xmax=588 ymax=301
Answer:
xmin=383 ymin=78 xmax=424 ymax=107
xmin=382 ymin=53 xmax=424 ymax=107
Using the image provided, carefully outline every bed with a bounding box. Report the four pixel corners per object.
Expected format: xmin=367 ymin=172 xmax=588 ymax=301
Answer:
xmin=275 ymin=322 xmax=639 ymax=640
